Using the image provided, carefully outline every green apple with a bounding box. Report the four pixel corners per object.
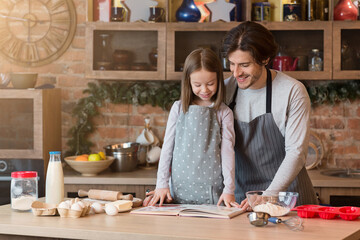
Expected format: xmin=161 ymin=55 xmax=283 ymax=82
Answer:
xmin=88 ymin=153 xmax=101 ymax=161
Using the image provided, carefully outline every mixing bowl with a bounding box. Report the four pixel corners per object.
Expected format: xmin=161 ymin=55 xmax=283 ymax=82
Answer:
xmin=104 ymin=142 xmax=140 ymax=172
xmin=246 ymin=191 xmax=298 ymax=216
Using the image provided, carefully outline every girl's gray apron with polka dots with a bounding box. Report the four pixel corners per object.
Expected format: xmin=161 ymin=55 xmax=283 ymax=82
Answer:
xmin=229 ymin=69 xmax=318 ymax=206
xmin=171 ymin=105 xmax=223 ymax=204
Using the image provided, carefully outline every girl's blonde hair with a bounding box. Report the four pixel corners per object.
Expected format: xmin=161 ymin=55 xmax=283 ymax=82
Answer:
xmin=180 ymin=48 xmax=225 ymax=113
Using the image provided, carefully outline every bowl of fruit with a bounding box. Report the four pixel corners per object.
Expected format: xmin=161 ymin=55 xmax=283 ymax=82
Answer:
xmin=64 ymin=152 xmax=114 ymax=176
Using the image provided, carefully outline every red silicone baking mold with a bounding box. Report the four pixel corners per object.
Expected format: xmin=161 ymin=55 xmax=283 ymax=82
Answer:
xmin=292 ymin=205 xmax=360 ymax=221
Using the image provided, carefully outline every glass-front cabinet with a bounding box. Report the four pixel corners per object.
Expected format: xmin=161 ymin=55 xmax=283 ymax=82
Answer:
xmin=85 ymin=0 xmax=359 ymax=81
xmin=85 ymin=22 xmax=166 ymax=80
xmin=333 ymin=21 xmax=360 ymax=80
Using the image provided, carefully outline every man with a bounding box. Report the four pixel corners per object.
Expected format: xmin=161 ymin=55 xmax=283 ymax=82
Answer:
xmin=223 ymin=21 xmax=318 ymax=210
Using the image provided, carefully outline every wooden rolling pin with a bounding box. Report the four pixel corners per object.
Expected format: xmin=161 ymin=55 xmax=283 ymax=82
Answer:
xmin=78 ymin=189 xmax=133 ymax=201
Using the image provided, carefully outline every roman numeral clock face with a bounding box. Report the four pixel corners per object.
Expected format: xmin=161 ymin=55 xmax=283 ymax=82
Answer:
xmin=0 ymin=0 xmax=76 ymax=67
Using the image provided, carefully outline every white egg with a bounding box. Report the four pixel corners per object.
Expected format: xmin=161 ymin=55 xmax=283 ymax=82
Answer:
xmin=89 ymin=206 xmax=96 ymax=214
xmin=65 ymin=200 xmax=72 ymax=205
xmin=91 ymin=202 xmax=104 ymax=214
xmin=58 ymin=201 xmax=70 ymax=209
xmin=77 ymin=201 xmax=85 ymax=209
xmin=70 ymin=203 xmax=82 ymax=211
xmin=105 ymin=204 xmax=118 ymax=216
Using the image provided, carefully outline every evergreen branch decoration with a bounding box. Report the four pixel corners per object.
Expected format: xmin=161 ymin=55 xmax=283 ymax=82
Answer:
xmin=66 ymin=81 xmax=181 ymax=156
xmin=305 ymin=80 xmax=360 ymax=105
xmin=66 ymin=80 xmax=360 ymax=156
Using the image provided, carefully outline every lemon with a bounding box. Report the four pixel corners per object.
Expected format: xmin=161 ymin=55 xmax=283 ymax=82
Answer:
xmin=88 ymin=153 xmax=101 ymax=161
xmin=98 ymin=151 xmax=106 ymax=160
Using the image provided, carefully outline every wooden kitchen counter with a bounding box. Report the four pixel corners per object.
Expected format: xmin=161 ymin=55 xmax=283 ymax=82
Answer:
xmin=0 ymin=203 xmax=359 ymax=240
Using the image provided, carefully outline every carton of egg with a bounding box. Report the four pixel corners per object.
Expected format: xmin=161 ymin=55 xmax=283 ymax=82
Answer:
xmin=57 ymin=198 xmax=91 ymax=218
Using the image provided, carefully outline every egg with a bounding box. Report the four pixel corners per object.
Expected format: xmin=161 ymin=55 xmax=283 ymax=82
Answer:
xmin=58 ymin=201 xmax=70 ymax=209
xmin=105 ymin=204 xmax=118 ymax=216
xmin=77 ymin=201 xmax=85 ymax=209
xmin=89 ymin=206 xmax=96 ymax=215
xmin=91 ymin=202 xmax=104 ymax=214
xmin=70 ymin=203 xmax=82 ymax=211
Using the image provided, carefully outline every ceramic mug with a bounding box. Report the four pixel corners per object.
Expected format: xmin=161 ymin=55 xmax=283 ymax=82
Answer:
xmin=148 ymin=7 xmax=165 ymax=22
xmin=147 ymin=146 xmax=161 ymax=163
xmin=136 ymin=129 xmax=154 ymax=146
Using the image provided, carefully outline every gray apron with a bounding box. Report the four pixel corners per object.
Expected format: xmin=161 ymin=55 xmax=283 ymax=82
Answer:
xmin=170 ymin=105 xmax=223 ymax=204
xmin=229 ymin=69 xmax=318 ymax=206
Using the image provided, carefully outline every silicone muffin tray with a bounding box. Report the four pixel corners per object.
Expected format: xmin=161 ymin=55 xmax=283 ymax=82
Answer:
xmin=292 ymin=205 xmax=360 ymax=221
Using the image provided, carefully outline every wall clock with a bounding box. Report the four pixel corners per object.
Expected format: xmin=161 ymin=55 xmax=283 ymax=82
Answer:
xmin=0 ymin=0 xmax=77 ymax=67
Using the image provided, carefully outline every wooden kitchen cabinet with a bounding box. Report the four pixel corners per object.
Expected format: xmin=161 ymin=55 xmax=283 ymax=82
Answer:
xmin=315 ymin=187 xmax=360 ymax=206
xmin=85 ymin=22 xmax=166 ymax=80
xmin=85 ymin=1 xmax=359 ymax=81
xmin=332 ymin=21 xmax=360 ymax=80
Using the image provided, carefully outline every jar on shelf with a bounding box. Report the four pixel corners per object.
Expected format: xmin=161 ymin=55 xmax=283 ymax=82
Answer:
xmin=315 ymin=0 xmax=329 ymax=20
xmin=111 ymin=0 xmax=127 ymax=22
xmin=308 ymin=49 xmax=323 ymax=71
xmin=283 ymin=0 xmax=301 ymax=21
xmin=11 ymin=171 xmax=38 ymax=211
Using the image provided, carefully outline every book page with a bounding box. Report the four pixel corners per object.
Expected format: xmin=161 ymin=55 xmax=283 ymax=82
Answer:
xmin=131 ymin=204 xmax=186 ymax=216
xmin=131 ymin=204 xmax=244 ymax=219
xmin=179 ymin=205 xmax=244 ymax=219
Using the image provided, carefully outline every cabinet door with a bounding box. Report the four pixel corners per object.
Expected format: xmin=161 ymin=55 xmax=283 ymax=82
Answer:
xmin=85 ymin=22 xmax=166 ymax=80
xmin=166 ymin=22 xmax=239 ymax=80
xmin=332 ymin=21 xmax=360 ymax=80
xmin=262 ymin=21 xmax=332 ymax=80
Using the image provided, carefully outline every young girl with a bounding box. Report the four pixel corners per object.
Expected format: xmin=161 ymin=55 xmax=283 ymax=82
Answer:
xmin=145 ymin=48 xmax=236 ymax=207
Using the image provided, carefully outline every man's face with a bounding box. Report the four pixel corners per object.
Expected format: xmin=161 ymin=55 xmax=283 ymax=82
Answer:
xmin=228 ymin=50 xmax=267 ymax=90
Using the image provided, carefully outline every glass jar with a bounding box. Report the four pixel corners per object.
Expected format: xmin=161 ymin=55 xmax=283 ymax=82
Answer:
xmin=11 ymin=171 xmax=38 ymax=211
xmin=308 ymin=49 xmax=323 ymax=71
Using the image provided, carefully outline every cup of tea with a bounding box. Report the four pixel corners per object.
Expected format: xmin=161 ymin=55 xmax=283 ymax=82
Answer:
xmin=148 ymin=7 xmax=165 ymax=22
xmin=111 ymin=7 xmax=126 ymax=22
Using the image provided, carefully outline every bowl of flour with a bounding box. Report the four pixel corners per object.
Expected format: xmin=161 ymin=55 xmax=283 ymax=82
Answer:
xmin=246 ymin=191 xmax=298 ymax=216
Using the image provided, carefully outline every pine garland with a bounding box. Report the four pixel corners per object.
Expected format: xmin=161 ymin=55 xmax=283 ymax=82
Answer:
xmin=66 ymin=81 xmax=180 ymax=156
xmin=66 ymin=80 xmax=360 ymax=156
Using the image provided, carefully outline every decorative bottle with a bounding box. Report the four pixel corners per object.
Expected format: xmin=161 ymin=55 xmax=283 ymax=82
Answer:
xmin=176 ymin=0 xmax=201 ymax=22
xmin=334 ymin=0 xmax=358 ymax=20
xmin=45 ymin=151 xmax=64 ymax=204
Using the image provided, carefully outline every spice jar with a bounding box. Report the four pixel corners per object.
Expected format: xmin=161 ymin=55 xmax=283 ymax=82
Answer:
xmin=11 ymin=171 xmax=38 ymax=211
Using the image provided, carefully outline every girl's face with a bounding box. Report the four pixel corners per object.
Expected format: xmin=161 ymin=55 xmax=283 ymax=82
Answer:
xmin=228 ymin=49 xmax=267 ymax=90
xmin=190 ymin=69 xmax=218 ymax=106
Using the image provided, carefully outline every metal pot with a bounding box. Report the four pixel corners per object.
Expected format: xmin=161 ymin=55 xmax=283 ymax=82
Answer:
xmin=104 ymin=142 xmax=140 ymax=172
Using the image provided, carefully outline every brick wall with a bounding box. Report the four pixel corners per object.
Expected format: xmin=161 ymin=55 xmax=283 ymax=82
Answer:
xmin=0 ymin=0 xmax=358 ymax=169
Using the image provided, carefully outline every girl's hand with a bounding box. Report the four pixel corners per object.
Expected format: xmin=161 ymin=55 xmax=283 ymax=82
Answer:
xmin=148 ymin=188 xmax=173 ymax=206
xmin=143 ymin=190 xmax=155 ymax=206
xmin=217 ymin=193 xmax=235 ymax=208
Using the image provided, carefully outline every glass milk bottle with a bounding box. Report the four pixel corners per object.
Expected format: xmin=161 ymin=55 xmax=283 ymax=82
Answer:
xmin=45 ymin=151 xmax=64 ymax=204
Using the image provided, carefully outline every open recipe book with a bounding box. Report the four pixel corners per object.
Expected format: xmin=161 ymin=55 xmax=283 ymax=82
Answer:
xmin=130 ymin=204 xmax=245 ymax=219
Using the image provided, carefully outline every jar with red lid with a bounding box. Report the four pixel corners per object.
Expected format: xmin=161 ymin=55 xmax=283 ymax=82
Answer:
xmin=11 ymin=171 xmax=38 ymax=211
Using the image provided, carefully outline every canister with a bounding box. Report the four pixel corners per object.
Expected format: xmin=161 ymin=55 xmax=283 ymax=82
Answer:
xmin=283 ymin=3 xmax=301 ymax=21
xmin=11 ymin=171 xmax=38 ymax=211
xmin=252 ymin=2 xmax=271 ymax=21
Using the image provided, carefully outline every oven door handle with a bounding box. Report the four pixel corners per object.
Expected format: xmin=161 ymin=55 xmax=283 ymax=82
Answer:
xmin=0 ymin=176 xmax=11 ymax=181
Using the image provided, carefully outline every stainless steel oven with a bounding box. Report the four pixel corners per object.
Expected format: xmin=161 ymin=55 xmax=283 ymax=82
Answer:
xmin=0 ymin=159 xmax=44 ymax=205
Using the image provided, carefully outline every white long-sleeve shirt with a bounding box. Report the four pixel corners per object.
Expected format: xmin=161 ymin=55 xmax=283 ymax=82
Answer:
xmin=224 ymin=71 xmax=311 ymax=192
